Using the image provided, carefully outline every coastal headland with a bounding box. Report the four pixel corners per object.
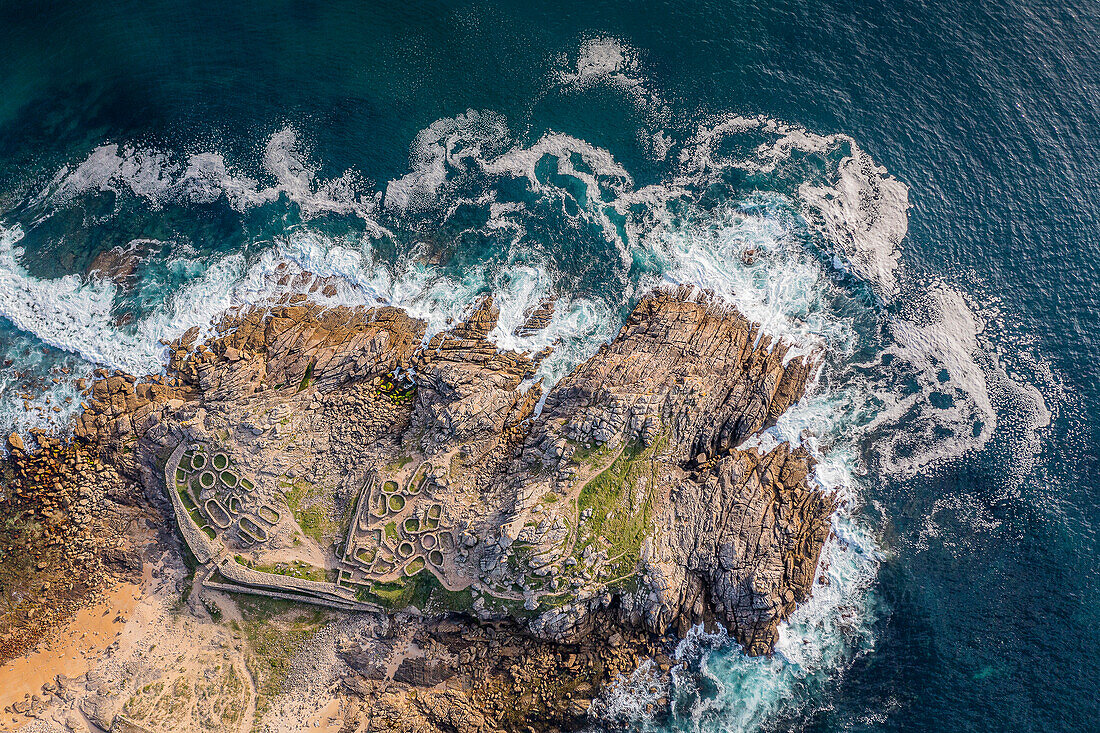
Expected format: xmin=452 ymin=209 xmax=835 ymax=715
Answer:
xmin=2 ymin=284 xmax=836 ymax=732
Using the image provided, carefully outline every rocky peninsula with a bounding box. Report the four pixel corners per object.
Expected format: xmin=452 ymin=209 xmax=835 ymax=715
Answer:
xmin=1 ymin=284 xmax=836 ymax=732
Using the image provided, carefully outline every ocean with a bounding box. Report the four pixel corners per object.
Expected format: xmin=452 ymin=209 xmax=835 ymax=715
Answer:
xmin=1 ymin=1 xmax=1097 ymax=730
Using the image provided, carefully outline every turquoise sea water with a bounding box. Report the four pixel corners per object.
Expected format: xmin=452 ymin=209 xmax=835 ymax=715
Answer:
xmin=1 ymin=2 xmax=1097 ymax=731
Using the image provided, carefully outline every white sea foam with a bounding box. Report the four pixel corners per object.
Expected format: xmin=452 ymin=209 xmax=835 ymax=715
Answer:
xmin=0 ymin=54 xmax=1058 ymax=731
xmin=588 ymin=659 xmax=669 ymax=727
xmin=384 ymin=109 xmax=511 ymax=212
xmin=562 ymin=36 xmax=638 ymax=83
xmin=799 ymin=144 xmax=910 ymax=301
xmin=0 ymin=217 xmax=615 ymax=399
xmin=858 ymin=282 xmax=1052 ymax=478
xmin=387 ymin=108 xmax=638 ymax=266
xmin=0 ymin=326 xmax=93 ymax=441
xmin=639 ymin=197 xmax=856 ymax=358
xmin=555 ymin=36 xmax=670 ymax=135
xmin=33 ymin=128 xmax=390 ymax=235
xmin=678 ymin=114 xmax=911 ymax=301
xmin=0 ymin=222 xmax=256 ymax=375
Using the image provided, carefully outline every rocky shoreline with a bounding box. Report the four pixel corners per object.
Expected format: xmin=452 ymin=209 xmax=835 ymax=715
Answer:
xmin=1 ymin=285 xmax=837 ymax=732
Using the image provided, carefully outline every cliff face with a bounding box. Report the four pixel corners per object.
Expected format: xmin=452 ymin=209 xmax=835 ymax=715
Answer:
xmin=72 ymin=287 xmax=834 ymax=658
xmin=492 ymin=291 xmax=833 ymax=653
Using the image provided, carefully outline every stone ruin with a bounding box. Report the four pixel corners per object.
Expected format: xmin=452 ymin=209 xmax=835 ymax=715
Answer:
xmin=336 ymin=459 xmax=460 ymax=592
xmin=173 ymin=446 xmax=281 ymax=547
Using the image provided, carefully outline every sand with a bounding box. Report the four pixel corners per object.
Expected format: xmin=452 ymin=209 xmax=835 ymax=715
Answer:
xmin=0 ymin=580 xmax=141 ymax=728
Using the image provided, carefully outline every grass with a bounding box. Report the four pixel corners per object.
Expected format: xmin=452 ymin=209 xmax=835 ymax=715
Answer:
xmin=569 ymin=438 xmax=617 ymax=468
xmin=383 ymin=521 xmax=398 ymax=542
xmin=355 ymin=573 xmax=474 ymax=613
xmin=239 ymin=557 xmax=335 ymax=583
xmin=296 ymin=360 xmax=316 ymax=392
xmin=478 ymin=591 xmax=540 ymax=619
xmin=384 ymin=455 xmax=414 ymax=472
xmin=572 ymin=434 xmax=665 ymax=582
xmin=280 ymin=476 xmax=334 ymax=545
xmin=235 ymin=598 xmax=327 ymax=719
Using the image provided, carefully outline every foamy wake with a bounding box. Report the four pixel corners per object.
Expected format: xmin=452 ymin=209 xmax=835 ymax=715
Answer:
xmin=0 ymin=35 xmax=1057 ymax=733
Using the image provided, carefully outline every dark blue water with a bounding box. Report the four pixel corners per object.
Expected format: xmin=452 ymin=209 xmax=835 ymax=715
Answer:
xmin=1 ymin=2 xmax=1097 ymax=731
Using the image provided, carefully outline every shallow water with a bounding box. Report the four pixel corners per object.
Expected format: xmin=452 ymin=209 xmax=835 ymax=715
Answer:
xmin=1 ymin=2 xmax=1097 ymax=730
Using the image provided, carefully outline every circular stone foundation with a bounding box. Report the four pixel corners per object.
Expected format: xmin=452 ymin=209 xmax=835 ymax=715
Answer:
xmin=421 ymin=533 xmax=437 ymax=550
xmin=190 ymin=453 xmax=207 ymax=471
xmin=199 ymin=471 xmax=216 ymax=489
xmin=388 ymin=494 xmax=406 ymax=513
xmin=397 ymin=541 xmax=414 ymax=559
xmin=428 ymin=550 xmax=444 ymax=567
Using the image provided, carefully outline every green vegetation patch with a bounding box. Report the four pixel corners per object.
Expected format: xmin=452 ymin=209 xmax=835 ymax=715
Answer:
xmin=280 ymin=476 xmax=335 ymax=545
xmin=377 ymin=372 xmax=416 ymax=404
xmin=356 ymin=573 xmax=473 ymax=613
xmin=573 ymin=435 xmax=665 ymax=581
xmin=569 ymin=438 xmax=617 ymax=468
xmin=240 ymin=557 xmax=334 ymax=583
xmin=296 ymin=360 xmax=316 ymax=392
xmin=235 ymin=598 xmax=327 ymax=717
xmin=385 ymin=455 xmax=415 ymax=472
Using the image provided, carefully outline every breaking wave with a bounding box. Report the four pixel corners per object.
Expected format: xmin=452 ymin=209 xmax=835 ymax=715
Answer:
xmin=0 ymin=36 xmax=1056 ymax=733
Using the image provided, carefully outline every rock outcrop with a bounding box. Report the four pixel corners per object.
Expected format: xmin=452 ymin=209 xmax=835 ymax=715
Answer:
xmin=0 ymin=432 xmax=148 ymax=664
xmin=37 ymin=284 xmax=840 ymax=730
xmin=73 ymin=288 xmax=834 ymax=651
